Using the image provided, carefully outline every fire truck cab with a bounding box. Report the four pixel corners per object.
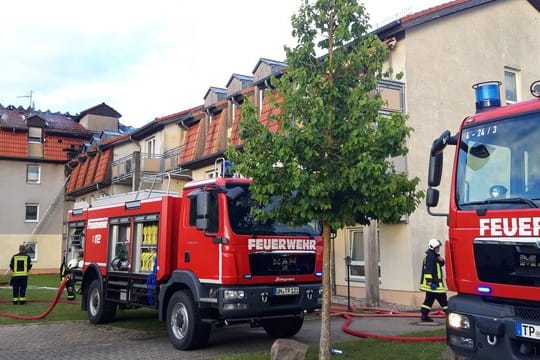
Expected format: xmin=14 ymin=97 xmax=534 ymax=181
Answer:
xmin=427 ymin=80 xmax=540 ymax=359
xmin=67 ymin=175 xmax=323 ymax=350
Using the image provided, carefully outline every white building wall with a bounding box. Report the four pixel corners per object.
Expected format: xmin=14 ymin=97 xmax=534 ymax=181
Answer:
xmin=335 ymin=0 xmax=540 ymax=306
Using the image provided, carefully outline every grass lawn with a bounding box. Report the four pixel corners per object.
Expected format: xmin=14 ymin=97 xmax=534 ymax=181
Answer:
xmin=0 ymin=274 xmax=447 ymax=359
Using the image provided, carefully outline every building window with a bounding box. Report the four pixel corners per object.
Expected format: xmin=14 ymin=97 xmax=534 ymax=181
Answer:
xmin=348 ymin=228 xmax=380 ymax=279
xmin=25 ymin=242 xmax=37 ymax=261
xmin=504 ymin=68 xmax=520 ymax=103
xmin=206 ymin=169 xmax=218 ymax=179
xmin=146 ymin=137 xmax=156 ymax=158
xmin=26 ymin=164 xmax=41 ymax=183
xmin=377 ymin=80 xmax=405 ymax=113
xmin=25 ymin=203 xmax=39 ymax=222
xmin=28 ymin=127 xmax=43 ymax=143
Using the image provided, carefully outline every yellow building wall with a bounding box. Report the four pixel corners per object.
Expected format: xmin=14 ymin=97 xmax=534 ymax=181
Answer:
xmin=0 ymin=234 xmax=62 ymax=275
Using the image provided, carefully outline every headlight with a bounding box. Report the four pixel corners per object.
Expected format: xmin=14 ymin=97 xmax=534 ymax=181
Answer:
xmin=448 ymin=312 xmax=471 ymax=329
xmin=223 ymin=290 xmax=246 ymax=300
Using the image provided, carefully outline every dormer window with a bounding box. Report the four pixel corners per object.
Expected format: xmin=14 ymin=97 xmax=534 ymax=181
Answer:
xmin=28 ymin=126 xmax=43 ymax=143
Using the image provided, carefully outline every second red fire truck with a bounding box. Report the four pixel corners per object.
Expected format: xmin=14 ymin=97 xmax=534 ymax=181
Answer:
xmin=66 ymin=175 xmax=322 ymax=350
xmin=428 ymin=80 xmax=540 ymax=359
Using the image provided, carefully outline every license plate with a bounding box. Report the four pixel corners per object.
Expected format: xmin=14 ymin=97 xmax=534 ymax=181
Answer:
xmin=516 ymin=322 xmax=540 ymax=340
xmin=274 ymin=287 xmax=299 ymax=296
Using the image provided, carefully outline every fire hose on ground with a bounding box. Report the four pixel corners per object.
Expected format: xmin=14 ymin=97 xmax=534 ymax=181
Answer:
xmin=0 ymin=276 xmax=76 ymax=320
xmin=330 ymin=304 xmax=446 ymax=342
xmin=1 ymin=278 xmax=445 ymax=342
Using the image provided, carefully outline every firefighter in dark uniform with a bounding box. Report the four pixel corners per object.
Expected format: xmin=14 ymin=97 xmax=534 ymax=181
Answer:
xmin=10 ymin=244 xmax=32 ymax=305
xmin=60 ymin=253 xmax=79 ymax=301
xmin=419 ymin=239 xmax=448 ymax=322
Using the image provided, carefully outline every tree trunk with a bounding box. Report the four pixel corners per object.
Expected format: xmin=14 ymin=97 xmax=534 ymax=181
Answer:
xmin=319 ymin=221 xmax=332 ymax=360
xmin=365 ymin=220 xmax=380 ymax=307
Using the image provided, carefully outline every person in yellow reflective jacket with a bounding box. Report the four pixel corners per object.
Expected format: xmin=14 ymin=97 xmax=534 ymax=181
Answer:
xmin=9 ymin=244 xmax=32 ymax=305
xmin=419 ymin=239 xmax=448 ymax=322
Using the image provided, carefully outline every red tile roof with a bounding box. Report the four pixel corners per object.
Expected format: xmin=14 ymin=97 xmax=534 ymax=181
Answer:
xmin=230 ymin=104 xmax=243 ymax=147
xmin=75 ymin=157 xmax=89 ymax=189
xmin=0 ymin=106 xmax=89 ymax=162
xmin=66 ymin=162 xmax=81 ymax=193
xmin=202 ymin=111 xmax=225 ymax=157
xmin=259 ymin=93 xmax=283 ymax=134
xmin=401 ymin=0 xmax=468 ymax=24
xmin=65 ymin=149 xmax=112 ymax=195
xmin=0 ymin=130 xmax=27 ymax=159
xmin=84 ymin=154 xmax=99 ymax=187
xmin=94 ymin=149 xmax=111 ymax=184
xmin=180 ymin=121 xmax=202 ymax=164
xmin=230 ymin=91 xmax=283 ymax=147
xmin=0 ymin=106 xmax=88 ymax=135
xmin=43 ymin=135 xmax=84 ymax=161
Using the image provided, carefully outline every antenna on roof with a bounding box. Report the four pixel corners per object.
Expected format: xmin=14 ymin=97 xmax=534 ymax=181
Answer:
xmin=17 ymin=90 xmax=34 ymax=110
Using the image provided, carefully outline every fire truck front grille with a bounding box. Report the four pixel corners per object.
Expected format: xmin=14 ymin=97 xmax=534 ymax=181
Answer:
xmin=516 ymin=306 xmax=540 ymax=322
xmin=249 ymin=253 xmax=315 ymax=276
xmin=474 ymin=243 xmax=540 ymax=287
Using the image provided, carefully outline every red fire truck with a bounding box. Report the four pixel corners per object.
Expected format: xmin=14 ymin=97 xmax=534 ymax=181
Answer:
xmin=427 ymin=80 xmax=540 ymax=359
xmin=66 ymin=175 xmax=322 ymax=350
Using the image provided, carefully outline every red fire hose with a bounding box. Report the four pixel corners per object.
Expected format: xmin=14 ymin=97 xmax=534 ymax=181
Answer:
xmin=0 ymin=276 xmax=72 ymax=320
xmin=330 ymin=304 xmax=447 ymax=342
xmin=1 ymin=279 xmax=445 ymax=343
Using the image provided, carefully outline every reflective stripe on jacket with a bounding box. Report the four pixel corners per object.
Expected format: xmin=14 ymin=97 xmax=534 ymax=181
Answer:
xmin=11 ymin=253 xmax=31 ymax=277
xmin=419 ymin=249 xmax=446 ymax=293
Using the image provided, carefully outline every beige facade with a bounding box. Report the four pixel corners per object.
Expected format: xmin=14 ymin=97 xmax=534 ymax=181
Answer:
xmin=0 ymin=161 xmax=68 ymax=273
xmin=334 ymin=0 xmax=540 ymax=306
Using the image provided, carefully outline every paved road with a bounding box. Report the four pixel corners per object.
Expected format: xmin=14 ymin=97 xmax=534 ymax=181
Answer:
xmin=0 ymin=315 xmax=443 ymax=359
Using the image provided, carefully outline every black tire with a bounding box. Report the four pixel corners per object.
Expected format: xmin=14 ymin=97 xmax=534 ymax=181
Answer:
xmin=262 ymin=315 xmax=304 ymax=338
xmin=87 ymin=279 xmax=117 ymax=324
xmin=166 ymin=290 xmax=211 ymax=350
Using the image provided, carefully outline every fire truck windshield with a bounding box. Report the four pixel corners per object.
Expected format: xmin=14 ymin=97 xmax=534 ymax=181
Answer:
xmin=456 ymin=112 xmax=540 ymax=209
xmin=226 ymin=184 xmax=322 ymax=236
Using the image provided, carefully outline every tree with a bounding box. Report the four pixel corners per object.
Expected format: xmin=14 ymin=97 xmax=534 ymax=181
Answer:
xmin=227 ymin=0 xmax=423 ymax=358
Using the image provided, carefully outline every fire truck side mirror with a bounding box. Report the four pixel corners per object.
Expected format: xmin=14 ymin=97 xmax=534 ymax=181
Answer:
xmin=195 ymin=191 xmax=210 ymax=231
xmin=428 ymin=153 xmax=443 ymax=187
xmin=426 ymin=187 xmax=440 ymax=207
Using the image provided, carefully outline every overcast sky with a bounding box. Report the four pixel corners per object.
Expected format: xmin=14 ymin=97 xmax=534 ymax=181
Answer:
xmin=1 ymin=0 xmax=445 ymax=128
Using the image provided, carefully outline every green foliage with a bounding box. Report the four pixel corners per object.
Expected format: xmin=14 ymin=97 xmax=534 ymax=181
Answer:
xmin=227 ymin=0 xmax=423 ymax=230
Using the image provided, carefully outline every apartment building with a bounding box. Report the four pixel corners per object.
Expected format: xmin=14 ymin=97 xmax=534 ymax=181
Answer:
xmin=63 ymin=0 xmax=540 ymax=306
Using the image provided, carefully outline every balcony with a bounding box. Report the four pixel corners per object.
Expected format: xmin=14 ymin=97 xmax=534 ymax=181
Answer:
xmin=112 ymin=153 xmax=136 ymax=185
xmin=111 ymin=147 xmax=184 ymax=187
xmin=163 ymin=146 xmax=183 ymax=172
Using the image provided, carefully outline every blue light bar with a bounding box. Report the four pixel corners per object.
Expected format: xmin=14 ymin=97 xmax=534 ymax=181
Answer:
xmin=243 ymin=274 xmax=252 ymax=279
xmin=315 ymin=272 xmax=323 ymax=277
xmin=477 ymin=286 xmax=492 ymax=294
xmin=472 ymin=81 xmax=501 ymax=113
xmin=221 ymin=161 xmax=233 ymax=177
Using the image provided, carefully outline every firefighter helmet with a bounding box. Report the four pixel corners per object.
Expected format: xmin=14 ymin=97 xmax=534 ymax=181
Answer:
xmin=428 ymin=238 xmax=442 ymax=250
xmin=67 ymin=259 xmax=79 ymax=269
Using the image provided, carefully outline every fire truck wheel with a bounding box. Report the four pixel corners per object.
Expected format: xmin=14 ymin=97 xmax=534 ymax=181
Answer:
xmin=262 ymin=315 xmax=304 ymax=338
xmin=166 ymin=290 xmax=211 ymax=350
xmin=87 ymin=279 xmax=117 ymax=324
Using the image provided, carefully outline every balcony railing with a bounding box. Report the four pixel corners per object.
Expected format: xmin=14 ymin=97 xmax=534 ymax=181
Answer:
xmin=163 ymin=146 xmax=183 ymax=172
xmin=111 ymin=147 xmax=184 ymax=186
